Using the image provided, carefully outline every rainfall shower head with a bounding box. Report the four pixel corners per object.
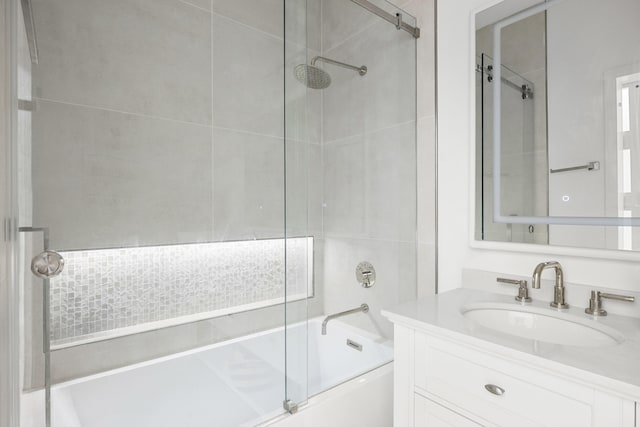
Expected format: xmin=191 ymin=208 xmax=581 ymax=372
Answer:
xmin=294 ymin=64 xmax=332 ymax=90
xmin=294 ymin=56 xmax=367 ymax=90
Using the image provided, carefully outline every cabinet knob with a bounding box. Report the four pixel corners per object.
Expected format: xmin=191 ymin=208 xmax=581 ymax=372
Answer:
xmin=484 ymin=384 xmax=505 ymax=396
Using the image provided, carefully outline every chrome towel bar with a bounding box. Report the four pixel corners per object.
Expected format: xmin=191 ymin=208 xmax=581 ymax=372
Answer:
xmin=550 ymin=161 xmax=600 ymax=174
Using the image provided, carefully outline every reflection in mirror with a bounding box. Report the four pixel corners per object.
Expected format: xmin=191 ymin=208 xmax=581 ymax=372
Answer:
xmin=475 ymin=10 xmax=548 ymax=245
xmin=475 ymin=0 xmax=640 ymax=251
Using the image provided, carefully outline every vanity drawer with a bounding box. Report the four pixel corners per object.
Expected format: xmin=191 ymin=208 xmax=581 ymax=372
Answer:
xmin=414 ymin=335 xmax=592 ymax=426
xmin=414 ymin=393 xmax=481 ymax=427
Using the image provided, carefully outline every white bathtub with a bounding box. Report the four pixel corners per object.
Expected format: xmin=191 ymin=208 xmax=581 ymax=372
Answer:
xmin=37 ymin=317 xmax=393 ymax=427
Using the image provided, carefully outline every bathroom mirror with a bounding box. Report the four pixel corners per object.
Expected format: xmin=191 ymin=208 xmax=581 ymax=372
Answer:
xmin=475 ymin=0 xmax=640 ymax=251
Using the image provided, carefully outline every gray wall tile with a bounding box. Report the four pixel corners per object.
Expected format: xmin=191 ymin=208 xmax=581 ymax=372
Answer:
xmin=212 ymin=128 xmax=284 ymax=241
xmin=32 ymin=0 xmax=212 ymax=124
xmin=212 ymin=14 xmax=283 ymax=136
xmin=322 ymin=19 xmax=415 ymax=142
xmin=323 ymin=136 xmax=366 ymax=237
xmin=32 ymin=100 xmax=213 ymax=250
xmin=365 ymin=122 xmax=416 ymax=242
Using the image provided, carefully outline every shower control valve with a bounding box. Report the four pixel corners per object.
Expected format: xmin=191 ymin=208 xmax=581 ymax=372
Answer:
xmin=356 ymin=261 xmax=376 ymax=288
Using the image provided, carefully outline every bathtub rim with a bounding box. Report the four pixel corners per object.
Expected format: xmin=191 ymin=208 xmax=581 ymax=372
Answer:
xmin=48 ymin=315 xmax=392 ymax=390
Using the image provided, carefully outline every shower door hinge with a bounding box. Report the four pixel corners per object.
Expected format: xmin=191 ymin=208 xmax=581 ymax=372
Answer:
xmin=395 ymin=12 xmax=403 ymax=30
xmin=283 ymin=399 xmax=298 ymax=414
xmin=3 ymin=218 xmax=15 ymax=242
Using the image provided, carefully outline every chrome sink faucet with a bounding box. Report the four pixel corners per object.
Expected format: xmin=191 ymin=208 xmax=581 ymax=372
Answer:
xmin=532 ymin=261 xmax=569 ymax=309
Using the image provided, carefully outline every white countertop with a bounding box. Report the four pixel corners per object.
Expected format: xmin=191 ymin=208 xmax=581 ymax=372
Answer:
xmin=382 ymin=288 xmax=640 ymax=400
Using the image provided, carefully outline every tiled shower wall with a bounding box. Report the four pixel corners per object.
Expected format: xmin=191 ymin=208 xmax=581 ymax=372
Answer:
xmin=23 ymin=0 xmax=324 ymax=383
xmin=50 ymin=238 xmax=312 ymax=347
xmin=319 ymin=0 xmax=436 ymax=339
xmin=30 ymin=0 xmax=323 ymax=250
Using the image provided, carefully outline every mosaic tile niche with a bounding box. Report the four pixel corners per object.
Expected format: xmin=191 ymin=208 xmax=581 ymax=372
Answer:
xmin=50 ymin=237 xmax=313 ymax=347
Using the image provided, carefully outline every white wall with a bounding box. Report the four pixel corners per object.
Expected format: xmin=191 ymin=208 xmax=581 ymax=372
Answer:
xmin=437 ymin=0 xmax=640 ymax=294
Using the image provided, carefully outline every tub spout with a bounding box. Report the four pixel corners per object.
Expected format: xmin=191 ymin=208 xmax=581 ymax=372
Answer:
xmin=321 ymin=304 xmax=369 ymax=335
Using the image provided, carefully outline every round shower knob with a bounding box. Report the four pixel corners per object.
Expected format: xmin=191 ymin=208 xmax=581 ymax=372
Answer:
xmin=31 ymin=250 xmax=65 ymax=279
xmin=356 ymin=261 xmax=376 ymax=288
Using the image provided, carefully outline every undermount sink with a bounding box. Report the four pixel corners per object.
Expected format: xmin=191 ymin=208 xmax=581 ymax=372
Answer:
xmin=461 ymin=303 xmax=625 ymax=347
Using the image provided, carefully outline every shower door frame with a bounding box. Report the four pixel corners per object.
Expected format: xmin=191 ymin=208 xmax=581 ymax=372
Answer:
xmin=1 ymin=0 xmax=20 ymax=426
xmin=283 ymin=0 xmax=311 ymax=414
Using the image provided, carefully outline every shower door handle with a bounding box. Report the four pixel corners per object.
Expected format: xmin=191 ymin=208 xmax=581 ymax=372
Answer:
xmin=31 ymin=250 xmax=64 ymax=279
xmin=19 ymin=226 xmax=65 ymax=278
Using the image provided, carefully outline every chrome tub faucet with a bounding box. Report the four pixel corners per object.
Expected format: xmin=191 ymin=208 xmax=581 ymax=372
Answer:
xmin=321 ymin=304 xmax=369 ymax=335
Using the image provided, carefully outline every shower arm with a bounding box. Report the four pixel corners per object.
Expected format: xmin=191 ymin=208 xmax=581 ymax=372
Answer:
xmin=311 ymin=56 xmax=367 ymax=76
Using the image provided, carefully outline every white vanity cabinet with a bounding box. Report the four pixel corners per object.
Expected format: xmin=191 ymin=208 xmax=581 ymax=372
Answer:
xmin=392 ymin=324 xmax=637 ymax=427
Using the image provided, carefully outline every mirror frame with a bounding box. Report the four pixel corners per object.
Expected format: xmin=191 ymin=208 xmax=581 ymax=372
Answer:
xmin=491 ymin=0 xmax=640 ymax=226
xmin=469 ymin=0 xmax=640 ymax=262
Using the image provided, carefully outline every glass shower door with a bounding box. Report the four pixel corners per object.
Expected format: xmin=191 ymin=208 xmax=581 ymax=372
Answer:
xmin=283 ymin=0 xmax=310 ymax=415
xmin=15 ymin=0 xmax=311 ymax=425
